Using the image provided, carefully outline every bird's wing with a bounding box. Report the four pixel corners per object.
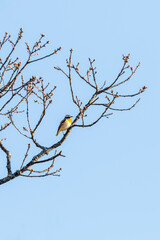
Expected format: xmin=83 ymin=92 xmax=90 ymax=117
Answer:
xmin=56 ymin=118 xmax=66 ymax=136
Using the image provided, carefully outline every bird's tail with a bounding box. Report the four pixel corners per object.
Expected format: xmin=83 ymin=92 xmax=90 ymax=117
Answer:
xmin=56 ymin=130 xmax=60 ymax=136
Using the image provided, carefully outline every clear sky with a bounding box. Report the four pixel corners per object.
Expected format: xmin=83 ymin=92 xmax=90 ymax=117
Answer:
xmin=0 ymin=0 xmax=160 ymax=239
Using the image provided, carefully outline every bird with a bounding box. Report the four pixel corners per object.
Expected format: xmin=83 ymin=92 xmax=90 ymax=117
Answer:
xmin=56 ymin=115 xmax=72 ymax=136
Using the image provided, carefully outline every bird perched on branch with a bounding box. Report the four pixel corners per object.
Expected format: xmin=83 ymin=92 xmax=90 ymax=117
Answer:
xmin=56 ymin=115 xmax=72 ymax=136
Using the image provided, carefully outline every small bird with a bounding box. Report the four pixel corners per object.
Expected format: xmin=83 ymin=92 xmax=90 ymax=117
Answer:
xmin=56 ymin=115 xmax=72 ymax=136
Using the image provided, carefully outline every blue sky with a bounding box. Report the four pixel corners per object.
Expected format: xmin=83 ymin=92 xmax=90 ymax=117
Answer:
xmin=0 ymin=0 xmax=160 ymax=239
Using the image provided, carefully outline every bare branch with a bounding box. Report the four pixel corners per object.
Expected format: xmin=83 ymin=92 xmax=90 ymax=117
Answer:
xmin=71 ymin=65 xmax=96 ymax=89
xmin=89 ymin=58 xmax=98 ymax=90
xmin=109 ymin=98 xmax=140 ymax=111
xmin=20 ymin=144 xmax=31 ymax=169
xmin=0 ymin=141 xmax=12 ymax=176
xmin=28 ymin=46 xmax=62 ymax=64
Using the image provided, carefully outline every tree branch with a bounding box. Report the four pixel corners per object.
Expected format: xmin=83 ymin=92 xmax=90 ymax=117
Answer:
xmin=0 ymin=30 xmax=146 ymax=185
xmin=0 ymin=141 xmax=12 ymax=176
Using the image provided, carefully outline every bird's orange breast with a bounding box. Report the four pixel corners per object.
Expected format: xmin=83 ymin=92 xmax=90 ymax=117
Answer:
xmin=66 ymin=118 xmax=72 ymax=124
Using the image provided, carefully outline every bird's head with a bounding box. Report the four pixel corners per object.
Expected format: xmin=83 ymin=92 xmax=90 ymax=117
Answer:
xmin=65 ymin=115 xmax=72 ymax=119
